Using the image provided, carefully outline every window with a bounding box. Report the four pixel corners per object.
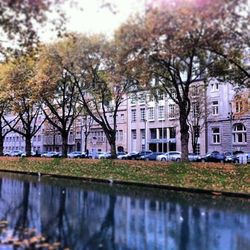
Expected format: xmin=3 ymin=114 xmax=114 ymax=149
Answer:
xmin=193 ymin=126 xmax=200 ymax=138
xmin=138 ymin=93 xmax=146 ymax=104
xmin=116 ymin=130 xmax=123 ymax=141
xmin=212 ymin=127 xmax=220 ymax=144
xmin=158 ymin=91 xmax=164 ymax=101
xmin=192 ymin=102 xmax=199 ymax=118
xmin=169 ymin=104 xmax=175 ymax=118
xmin=140 ymin=129 xmax=145 ymax=139
xmin=131 ymin=130 xmax=137 ymax=140
xmin=211 ymin=83 xmax=219 ymax=91
xmin=150 ymin=128 xmax=157 ymax=139
xmin=131 ymin=109 xmax=136 ymax=122
xmin=130 ymin=94 xmax=137 ymax=105
xmin=233 ymin=123 xmax=247 ymax=144
xmin=159 ymin=128 xmax=167 ymax=139
xmin=158 ymin=106 xmax=165 ymax=120
xmin=235 ymin=101 xmax=243 ymax=113
xmin=140 ymin=108 xmax=146 ymax=121
xmin=212 ymin=101 xmax=219 ymax=115
xmin=169 ymin=127 xmax=176 ymax=138
xmin=148 ymin=107 xmax=154 ymax=121
xmin=195 ymin=144 xmax=200 ymax=155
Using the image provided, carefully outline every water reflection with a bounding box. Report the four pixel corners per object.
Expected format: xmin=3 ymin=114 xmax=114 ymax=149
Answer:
xmin=0 ymin=172 xmax=249 ymax=250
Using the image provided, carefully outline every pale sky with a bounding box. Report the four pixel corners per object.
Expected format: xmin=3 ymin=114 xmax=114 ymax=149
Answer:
xmin=41 ymin=0 xmax=145 ymax=42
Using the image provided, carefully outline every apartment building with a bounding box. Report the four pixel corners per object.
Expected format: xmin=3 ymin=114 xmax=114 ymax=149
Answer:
xmin=3 ymin=81 xmax=250 ymax=155
xmin=207 ymin=81 xmax=250 ymax=153
xmin=3 ymin=114 xmax=45 ymax=154
xmin=127 ymin=90 xmax=178 ymax=153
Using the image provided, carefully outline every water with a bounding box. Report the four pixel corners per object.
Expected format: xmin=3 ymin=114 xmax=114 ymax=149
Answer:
xmin=0 ymin=172 xmax=249 ymax=250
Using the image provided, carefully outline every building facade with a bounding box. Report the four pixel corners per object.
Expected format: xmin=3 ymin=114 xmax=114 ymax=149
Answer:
xmin=3 ymin=82 xmax=250 ymax=155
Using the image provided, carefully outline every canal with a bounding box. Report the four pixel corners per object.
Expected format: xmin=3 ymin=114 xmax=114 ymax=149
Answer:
xmin=0 ymin=172 xmax=249 ymax=250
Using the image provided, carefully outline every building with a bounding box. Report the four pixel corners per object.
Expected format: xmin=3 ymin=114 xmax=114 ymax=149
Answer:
xmin=3 ymin=82 xmax=250 ymax=155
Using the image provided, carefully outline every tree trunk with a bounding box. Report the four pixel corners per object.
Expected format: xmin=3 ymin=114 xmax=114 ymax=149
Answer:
xmin=25 ymin=136 xmax=32 ymax=157
xmin=106 ymin=131 xmax=117 ymax=159
xmin=0 ymin=133 xmax=4 ymax=156
xmin=192 ymin=135 xmax=197 ymax=154
xmin=61 ymin=132 xmax=68 ymax=158
xmin=84 ymin=133 xmax=89 ymax=153
xmin=179 ymin=115 xmax=189 ymax=161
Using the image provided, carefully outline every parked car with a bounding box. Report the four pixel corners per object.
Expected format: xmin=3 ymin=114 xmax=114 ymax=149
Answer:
xmin=41 ymin=151 xmax=61 ymax=158
xmin=89 ymin=151 xmax=105 ymax=159
xmin=127 ymin=151 xmax=153 ymax=160
xmin=98 ymin=152 xmax=112 ymax=159
xmin=201 ymin=151 xmax=225 ymax=163
xmin=116 ymin=152 xmax=127 ymax=159
xmin=156 ymin=151 xmax=181 ymax=161
xmin=10 ymin=150 xmax=23 ymax=157
xmin=188 ymin=153 xmax=201 ymax=162
xmin=234 ymin=152 xmax=250 ymax=163
xmin=21 ymin=151 xmax=40 ymax=157
xmin=139 ymin=152 xmax=163 ymax=161
xmin=3 ymin=151 xmax=11 ymax=156
xmin=67 ymin=151 xmax=85 ymax=158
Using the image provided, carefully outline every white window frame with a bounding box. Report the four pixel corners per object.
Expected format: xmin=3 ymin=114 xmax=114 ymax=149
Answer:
xmin=235 ymin=101 xmax=243 ymax=113
xmin=148 ymin=107 xmax=154 ymax=121
xmin=212 ymin=101 xmax=219 ymax=115
xmin=131 ymin=109 xmax=136 ymax=122
xmin=169 ymin=104 xmax=175 ymax=118
xmin=212 ymin=127 xmax=220 ymax=144
xmin=158 ymin=106 xmax=165 ymax=120
xmin=233 ymin=123 xmax=247 ymax=144
xmin=211 ymin=82 xmax=219 ymax=92
xmin=140 ymin=108 xmax=146 ymax=121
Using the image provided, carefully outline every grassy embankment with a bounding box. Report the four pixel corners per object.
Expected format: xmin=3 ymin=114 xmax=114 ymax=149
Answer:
xmin=0 ymin=157 xmax=249 ymax=194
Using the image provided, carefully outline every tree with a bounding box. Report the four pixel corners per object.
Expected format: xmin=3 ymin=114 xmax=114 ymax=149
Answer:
xmin=0 ymin=64 xmax=13 ymax=156
xmin=36 ymin=41 xmax=83 ymax=157
xmin=0 ymin=0 xmax=65 ymax=57
xmin=58 ymin=34 xmax=136 ymax=158
xmin=197 ymin=0 xmax=250 ymax=86
xmin=116 ymin=1 xmax=242 ymax=160
xmin=1 ymin=54 xmax=45 ymax=156
xmin=187 ymin=82 xmax=208 ymax=154
xmin=81 ymin=114 xmax=93 ymax=154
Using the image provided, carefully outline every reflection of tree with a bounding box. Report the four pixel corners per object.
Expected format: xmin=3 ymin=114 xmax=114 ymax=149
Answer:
xmin=85 ymin=195 xmax=116 ymax=249
xmin=42 ymin=187 xmax=72 ymax=249
xmin=180 ymin=205 xmax=189 ymax=250
xmin=0 ymin=179 xmax=2 ymax=199
xmin=13 ymin=182 xmax=30 ymax=238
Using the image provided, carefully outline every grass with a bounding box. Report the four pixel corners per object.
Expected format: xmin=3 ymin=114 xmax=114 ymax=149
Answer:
xmin=0 ymin=157 xmax=249 ymax=194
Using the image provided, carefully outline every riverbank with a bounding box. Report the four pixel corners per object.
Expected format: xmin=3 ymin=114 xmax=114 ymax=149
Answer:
xmin=0 ymin=157 xmax=249 ymax=196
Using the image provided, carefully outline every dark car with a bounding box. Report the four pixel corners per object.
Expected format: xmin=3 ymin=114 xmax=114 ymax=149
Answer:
xmin=224 ymin=151 xmax=241 ymax=163
xmin=123 ymin=151 xmax=152 ymax=160
xmin=201 ymin=151 xmax=225 ymax=163
xmin=139 ymin=152 xmax=162 ymax=161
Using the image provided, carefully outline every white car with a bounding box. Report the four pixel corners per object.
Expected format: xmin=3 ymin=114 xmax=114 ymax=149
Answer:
xmin=156 ymin=151 xmax=182 ymax=161
xmin=98 ymin=152 xmax=111 ymax=159
xmin=116 ymin=152 xmax=128 ymax=159
xmin=41 ymin=151 xmax=61 ymax=158
xmin=10 ymin=150 xmax=23 ymax=157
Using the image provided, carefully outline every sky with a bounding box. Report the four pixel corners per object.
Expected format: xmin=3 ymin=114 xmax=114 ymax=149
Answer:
xmin=42 ymin=0 xmax=145 ymax=42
